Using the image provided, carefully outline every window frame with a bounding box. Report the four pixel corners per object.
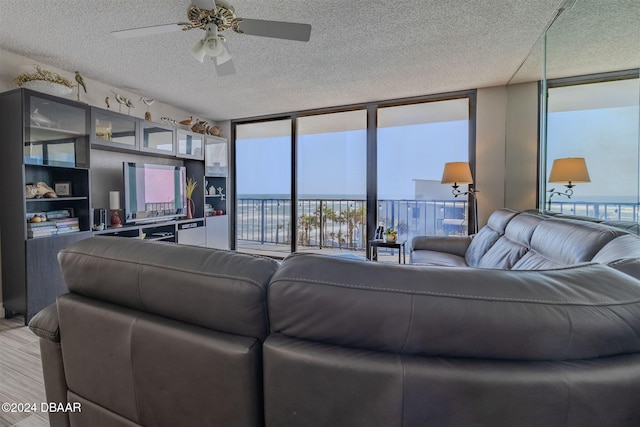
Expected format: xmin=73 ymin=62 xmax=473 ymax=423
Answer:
xmin=231 ymin=89 xmax=477 ymax=254
xmin=540 ymin=68 xmax=640 ymax=214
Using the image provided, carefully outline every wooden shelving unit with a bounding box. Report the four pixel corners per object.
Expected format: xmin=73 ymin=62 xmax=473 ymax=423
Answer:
xmin=0 ymin=88 xmax=230 ymax=323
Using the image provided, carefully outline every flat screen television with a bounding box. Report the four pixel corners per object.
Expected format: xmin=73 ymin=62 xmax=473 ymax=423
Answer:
xmin=123 ymin=162 xmax=187 ymax=224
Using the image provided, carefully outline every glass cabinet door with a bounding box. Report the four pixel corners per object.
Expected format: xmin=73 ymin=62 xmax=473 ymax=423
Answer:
xmin=177 ymin=129 xmax=204 ymax=159
xmin=205 ymin=136 xmax=228 ymax=176
xmin=92 ymin=108 xmax=138 ymax=150
xmin=141 ymin=122 xmax=175 ymax=155
xmin=24 ymin=93 xmax=89 ymax=168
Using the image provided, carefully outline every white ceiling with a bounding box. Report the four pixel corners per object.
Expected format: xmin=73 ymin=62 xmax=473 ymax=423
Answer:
xmin=0 ymin=0 xmax=636 ymax=121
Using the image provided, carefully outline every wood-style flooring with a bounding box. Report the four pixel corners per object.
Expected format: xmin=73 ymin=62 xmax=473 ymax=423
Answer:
xmin=0 ymin=316 xmax=49 ymax=427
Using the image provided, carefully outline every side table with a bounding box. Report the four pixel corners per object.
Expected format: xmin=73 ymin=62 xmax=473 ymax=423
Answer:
xmin=367 ymin=239 xmax=407 ymax=264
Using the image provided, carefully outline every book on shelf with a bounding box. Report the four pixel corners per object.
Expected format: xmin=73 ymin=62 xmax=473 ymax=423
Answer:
xmin=27 ymin=221 xmax=56 ymax=228
xmin=52 ymin=218 xmax=79 ymax=226
xmin=56 ymin=226 xmax=80 ymax=234
xmin=27 ymin=228 xmax=58 ymax=238
xmin=25 ymin=215 xmax=81 ymax=238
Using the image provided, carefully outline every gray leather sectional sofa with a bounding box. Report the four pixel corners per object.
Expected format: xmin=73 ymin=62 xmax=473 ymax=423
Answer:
xmin=411 ymin=208 xmax=640 ymax=278
xmin=29 ymin=209 xmax=640 ymax=427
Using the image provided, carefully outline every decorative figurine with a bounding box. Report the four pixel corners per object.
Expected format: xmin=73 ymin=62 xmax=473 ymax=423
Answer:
xmin=112 ymin=91 xmax=134 ymax=114
xmin=209 ymin=125 xmax=223 ymax=136
xmin=74 ymin=71 xmax=87 ymax=101
xmin=140 ymin=97 xmax=155 ymax=121
xmin=161 ymin=117 xmax=178 ymax=126
xmin=125 ymin=98 xmax=135 ymax=115
xmin=105 ymin=96 xmax=111 ymax=109
xmin=191 ymin=120 xmax=208 ymax=133
xmin=179 ymin=116 xmax=193 ymax=127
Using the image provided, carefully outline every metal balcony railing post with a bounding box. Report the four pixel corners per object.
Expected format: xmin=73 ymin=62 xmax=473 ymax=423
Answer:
xmin=260 ymin=199 xmax=265 ymax=244
xmin=319 ymin=199 xmax=323 ymax=249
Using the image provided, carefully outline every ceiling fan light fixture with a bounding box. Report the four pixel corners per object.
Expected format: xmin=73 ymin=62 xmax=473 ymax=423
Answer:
xmin=189 ymin=23 xmax=226 ymax=62
xmin=203 ymin=36 xmax=225 ymax=57
xmin=189 ymin=40 xmax=207 ymax=63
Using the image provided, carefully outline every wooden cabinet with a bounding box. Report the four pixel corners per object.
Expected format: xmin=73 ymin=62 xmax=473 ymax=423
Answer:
xmin=0 ymin=89 xmax=92 ymax=323
xmin=177 ymin=129 xmax=204 ymax=159
xmin=1 ymin=88 xmax=220 ymax=322
xmin=140 ymin=121 xmax=175 ymax=155
xmin=95 ymin=219 xmax=206 ymax=247
xmin=206 ymin=216 xmax=229 ymax=249
xmin=91 ymin=108 xmax=138 ymax=150
xmin=205 ymin=135 xmax=228 ymax=176
xmin=177 ymin=219 xmax=207 ymax=247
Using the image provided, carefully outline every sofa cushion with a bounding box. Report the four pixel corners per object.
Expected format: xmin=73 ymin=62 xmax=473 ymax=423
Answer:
xmin=511 ymin=218 xmax=628 ymax=270
xmin=593 ymin=234 xmax=640 ymax=264
xmin=58 ymin=294 xmax=263 ymax=427
xmin=465 ymin=209 xmax=518 ymax=267
xmin=592 ymin=234 xmax=640 ymax=280
xmin=58 ymin=236 xmax=279 ymax=341
xmin=410 ymin=250 xmax=467 ymax=267
xmin=477 ymin=213 xmax=544 ymax=269
xmin=268 ymin=254 xmax=640 ymax=361
xmin=411 ymin=235 xmax=471 ymax=257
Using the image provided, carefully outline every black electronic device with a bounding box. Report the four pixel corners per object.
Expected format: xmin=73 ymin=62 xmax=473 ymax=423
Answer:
xmin=93 ymin=208 xmax=107 ymax=230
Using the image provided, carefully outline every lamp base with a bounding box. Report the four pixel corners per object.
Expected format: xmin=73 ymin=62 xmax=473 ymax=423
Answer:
xmin=110 ymin=209 xmax=122 ymax=228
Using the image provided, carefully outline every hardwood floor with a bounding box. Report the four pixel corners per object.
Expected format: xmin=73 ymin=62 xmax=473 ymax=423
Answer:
xmin=0 ymin=316 xmax=49 ymax=427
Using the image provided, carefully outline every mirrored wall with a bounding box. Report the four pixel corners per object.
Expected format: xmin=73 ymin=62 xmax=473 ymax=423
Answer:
xmin=541 ymin=0 xmax=639 ymax=224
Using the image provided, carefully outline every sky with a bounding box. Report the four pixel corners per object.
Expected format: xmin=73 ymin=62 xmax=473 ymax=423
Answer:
xmin=236 ymin=81 xmax=640 ymax=203
xmin=236 ymin=120 xmax=469 ymax=199
xmin=547 ymin=105 xmax=639 ymax=202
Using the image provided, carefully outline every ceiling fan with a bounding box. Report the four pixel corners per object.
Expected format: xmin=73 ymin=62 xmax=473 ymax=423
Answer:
xmin=111 ymin=0 xmax=312 ymax=76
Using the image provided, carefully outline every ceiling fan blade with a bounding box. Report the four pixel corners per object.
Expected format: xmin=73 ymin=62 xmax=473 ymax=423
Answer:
xmin=236 ymin=18 xmax=311 ymax=42
xmin=111 ymin=23 xmax=185 ymax=39
xmin=191 ymin=0 xmax=217 ymax=10
xmin=216 ymin=41 xmax=233 ymax=65
xmin=215 ymin=59 xmax=236 ymax=76
xmin=215 ymin=43 xmax=235 ymax=76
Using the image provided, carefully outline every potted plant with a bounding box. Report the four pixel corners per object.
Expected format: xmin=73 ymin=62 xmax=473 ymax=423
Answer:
xmin=383 ymin=228 xmax=397 ymax=243
xmin=185 ymin=177 xmax=198 ymax=219
xmin=14 ymin=66 xmax=74 ymax=96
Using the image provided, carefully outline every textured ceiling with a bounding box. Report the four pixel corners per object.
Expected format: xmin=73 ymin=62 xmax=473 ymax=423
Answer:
xmin=0 ymin=0 xmax=635 ymax=121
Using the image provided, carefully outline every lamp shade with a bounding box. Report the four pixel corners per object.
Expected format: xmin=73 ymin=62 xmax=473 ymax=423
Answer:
xmin=189 ymin=40 xmax=207 ymax=63
xmin=109 ymin=191 xmax=120 ymax=210
xmin=548 ymin=157 xmax=590 ymax=183
xmin=441 ymin=162 xmax=473 ymax=185
xmin=189 ymin=24 xmax=225 ymax=63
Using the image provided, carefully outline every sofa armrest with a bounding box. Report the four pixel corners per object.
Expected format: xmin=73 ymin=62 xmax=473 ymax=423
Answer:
xmin=29 ymin=304 xmax=70 ymax=427
xmin=28 ymin=303 xmax=60 ymax=343
xmin=411 ymin=235 xmax=472 ymax=257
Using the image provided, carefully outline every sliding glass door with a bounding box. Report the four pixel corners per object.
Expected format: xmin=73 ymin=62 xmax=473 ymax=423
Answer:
xmin=296 ymin=110 xmax=367 ymax=253
xmin=233 ymin=92 xmax=475 ymax=258
xmin=235 ymin=119 xmax=292 ymax=256
xmin=377 ymin=98 xmax=471 ymax=242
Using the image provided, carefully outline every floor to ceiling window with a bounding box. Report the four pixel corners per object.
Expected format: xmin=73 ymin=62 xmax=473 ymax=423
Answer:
xmin=377 ymin=98 xmax=471 ymax=242
xmin=544 ymin=73 xmax=639 ymax=222
xmin=235 ymin=119 xmax=292 ymax=256
xmin=296 ymin=110 xmax=367 ymax=252
xmin=233 ymin=91 xmax=475 ymax=258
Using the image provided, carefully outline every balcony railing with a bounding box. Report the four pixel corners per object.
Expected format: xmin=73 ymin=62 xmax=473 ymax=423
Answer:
xmin=237 ymin=198 xmax=469 ymax=251
xmin=237 ymin=198 xmax=640 ymax=253
xmin=549 ymin=200 xmax=639 ymax=222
